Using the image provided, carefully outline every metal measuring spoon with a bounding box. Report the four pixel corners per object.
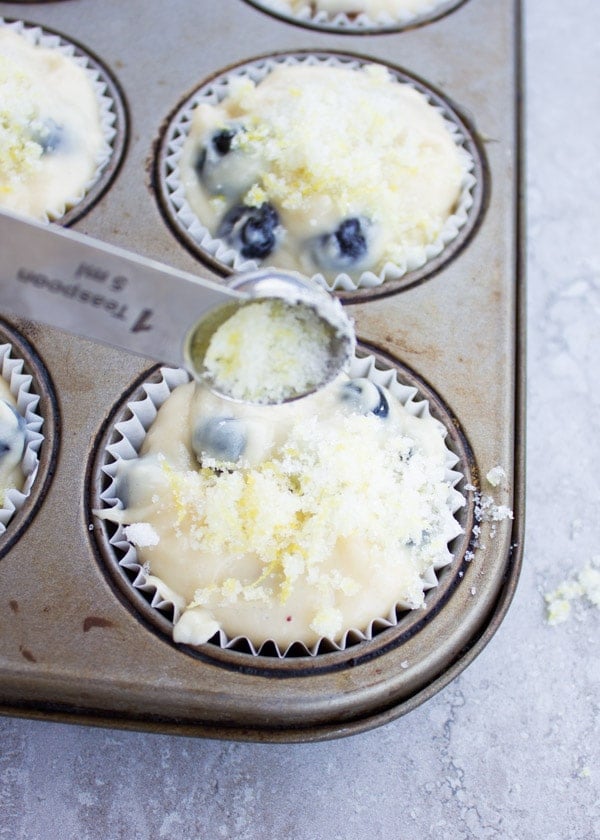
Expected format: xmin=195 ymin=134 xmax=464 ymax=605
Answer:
xmin=0 ymin=211 xmax=354 ymax=403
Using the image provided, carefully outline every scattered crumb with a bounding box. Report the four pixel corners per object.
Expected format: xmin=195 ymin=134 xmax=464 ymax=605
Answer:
xmin=466 ymin=484 xmax=514 ymax=529
xmin=577 ymin=766 xmax=592 ymax=779
xmin=462 ymin=484 xmax=514 ymax=557
xmin=479 ymin=499 xmax=514 ymax=522
xmin=544 ymin=556 xmax=600 ymax=625
xmin=124 ymin=522 xmax=160 ymax=548
xmin=470 ymin=586 xmax=477 ymax=596
xmin=486 ymin=465 xmax=506 ymax=487
xmin=578 ymin=563 xmax=600 ymax=607
xmin=545 ymin=594 xmax=572 ymax=626
xmin=400 ymin=660 xmax=409 ymax=669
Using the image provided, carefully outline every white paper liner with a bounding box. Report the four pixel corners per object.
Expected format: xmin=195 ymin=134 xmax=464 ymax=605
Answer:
xmin=0 ymin=343 xmax=44 ymax=535
xmin=0 ymin=18 xmax=119 ymax=222
xmin=160 ymin=52 xmax=477 ymax=292
xmin=96 ymin=357 xmax=465 ymax=658
xmin=253 ymin=0 xmax=456 ymax=32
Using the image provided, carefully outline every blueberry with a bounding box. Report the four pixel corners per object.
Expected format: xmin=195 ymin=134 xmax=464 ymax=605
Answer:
xmin=212 ymin=127 xmax=238 ymax=156
xmin=339 ymin=379 xmax=389 ymax=419
xmin=371 ymin=387 xmax=389 ymax=419
xmin=194 ymin=127 xmax=240 ymax=176
xmin=32 ymin=119 xmax=65 ymax=154
xmin=217 ymin=203 xmax=279 ymax=260
xmin=311 ymin=217 xmax=370 ymax=271
xmin=335 ymin=218 xmax=368 ymax=260
xmin=0 ymin=400 xmax=26 ymax=471
xmin=194 ymin=123 xmax=261 ymax=196
xmin=193 ymin=417 xmax=247 ymax=464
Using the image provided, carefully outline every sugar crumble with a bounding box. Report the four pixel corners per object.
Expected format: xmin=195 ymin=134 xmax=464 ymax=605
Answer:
xmin=544 ymin=556 xmax=600 ymax=625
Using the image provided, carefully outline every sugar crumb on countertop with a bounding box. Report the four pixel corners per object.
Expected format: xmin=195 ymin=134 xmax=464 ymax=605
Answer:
xmin=544 ymin=555 xmax=600 ymax=625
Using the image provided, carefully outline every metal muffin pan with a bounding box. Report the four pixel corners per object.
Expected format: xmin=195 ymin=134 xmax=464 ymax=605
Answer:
xmin=0 ymin=0 xmax=523 ymax=741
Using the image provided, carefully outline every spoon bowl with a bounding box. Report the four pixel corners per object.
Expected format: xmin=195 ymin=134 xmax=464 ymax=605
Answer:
xmin=184 ymin=269 xmax=355 ymax=404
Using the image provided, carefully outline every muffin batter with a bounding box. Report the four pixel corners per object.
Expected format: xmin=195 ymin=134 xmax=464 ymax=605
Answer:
xmin=101 ymin=374 xmax=463 ymax=649
xmin=267 ymin=0 xmax=445 ymax=18
xmin=0 ymin=27 xmax=105 ymax=220
xmin=180 ymin=63 xmax=468 ymax=281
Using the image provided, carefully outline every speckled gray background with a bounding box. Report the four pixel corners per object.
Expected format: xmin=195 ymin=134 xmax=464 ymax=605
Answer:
xmin=1 ymin=0 xmax=599 ymax=837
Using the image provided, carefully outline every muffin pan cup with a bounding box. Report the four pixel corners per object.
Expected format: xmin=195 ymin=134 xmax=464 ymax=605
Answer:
xmin=244 ymin=0 xmax=469 ymax=35
xmin=156 ymin=50 xmax=483 ymax=293
xmin=92 ymin=354 xmax=469 ymax=660
xmin=0 ymin=0 xmax=524 ymax=741
xmin=0 ymin=17 xmax=127 ymax=224
xmin=0 ymin=321 xmax=57 ymax=549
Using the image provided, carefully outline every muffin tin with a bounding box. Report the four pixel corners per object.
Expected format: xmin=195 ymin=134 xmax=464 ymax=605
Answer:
xmin=0 ymin=0 xmax=524 ymax=741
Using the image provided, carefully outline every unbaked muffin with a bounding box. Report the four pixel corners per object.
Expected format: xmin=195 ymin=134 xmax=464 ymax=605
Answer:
xmin=0 ymin=24 xmax=113 ymax=221
xmin=97 ymin=358 xmax=465 ymax=653
xmin=0 ymin=341 xmax=45 ymax=536
xmin=164 ymin=57 xmax=476 ymax=291
xmin=260 ymin=0 xmax=453 ymax=26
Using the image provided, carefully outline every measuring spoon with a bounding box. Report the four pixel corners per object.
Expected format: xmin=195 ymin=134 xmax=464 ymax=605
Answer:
xmin=0 ymin=211 xmax=354 ymax=403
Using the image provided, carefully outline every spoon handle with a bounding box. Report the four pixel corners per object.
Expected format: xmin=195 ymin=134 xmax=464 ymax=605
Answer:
xmin=0 ymin=210 xmax=240 ymax=368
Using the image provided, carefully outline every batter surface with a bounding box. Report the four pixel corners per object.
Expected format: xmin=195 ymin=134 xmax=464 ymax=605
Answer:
xmin=267 ymin=0 xmax=446 ymax=17
xmin=180 ymin=63 xmax=468 ymax=281
xmin=0 ymin=27 xmax=105 ymax=220
xmin=101 ymin=374 xmax=463 ymax=649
